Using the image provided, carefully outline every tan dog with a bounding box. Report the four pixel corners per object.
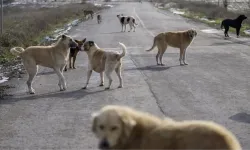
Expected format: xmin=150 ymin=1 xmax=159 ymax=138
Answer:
xmin=10 ymin=34 xmax=78 ymax=94
xmin=91 ymin=105 xmax=242 ymax=150
xmin=82 ymin=41 xmax=126 ymax=90
xmin=146 ymin=29 xmax=197 ymax=66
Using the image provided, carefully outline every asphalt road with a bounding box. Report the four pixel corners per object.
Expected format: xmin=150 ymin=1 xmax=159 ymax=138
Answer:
xmin=1 ymin=2 xmax=250 ymax=149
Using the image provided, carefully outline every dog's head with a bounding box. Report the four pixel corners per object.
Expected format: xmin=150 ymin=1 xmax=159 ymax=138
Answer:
xmin=116 ymin=14 xmax=124 ymax=18
xmin=91 ymin=105 xmax=136 ymax=150
xmin=83 ymin=41 xmax=97 ymax=52
xmin=187 ymin=29 xmax=197 ymax=38
xmin=60 ymin=34 xmax=78 ymax=48
xmin=71 ymin=38 xmax=86 ymax=51
xmin=237 ymin=14 xmax=247 ymax=21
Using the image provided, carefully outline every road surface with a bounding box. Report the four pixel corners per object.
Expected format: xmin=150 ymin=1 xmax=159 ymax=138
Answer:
xmin=1 ymin=2 xmax=250 ymax=149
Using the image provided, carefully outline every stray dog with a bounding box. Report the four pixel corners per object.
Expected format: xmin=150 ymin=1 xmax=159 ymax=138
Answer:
xmin=82 ymin=41 xmax=126 ymax=90
xmin=97 ymin=14 xmax=102 ymax=24
xmin=117 ymin=14 xmax=138 ymax=32
xmin=146 ymin=29 xmax=197 ymax=66
xmin=91 ymin=105 xmax=242 ymax=150
xmin=221 ymin=14 xmax=247 ymax=38
xmin=10 ymin=34 xmax=78 ymax=94
xmin=64 ymin=38 xmax=86 ymax=71
xmin=84 ymin=10 xmax=94 ymax=19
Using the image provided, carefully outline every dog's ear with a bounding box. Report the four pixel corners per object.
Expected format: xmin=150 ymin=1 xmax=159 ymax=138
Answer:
xmin=91 ymin=112 xmax=100 ymax=133
xmin=119 ymin=113 xmax=136 ymax=137
xmin=62 ymin=34 xmax=66 ymax=39
xmin=89 ymin=41 xmax=95 ymax=47
xmin=82 ymin=38 xmax=87 ymax=43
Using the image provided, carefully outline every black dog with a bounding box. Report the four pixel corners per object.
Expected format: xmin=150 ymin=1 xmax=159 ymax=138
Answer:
xmin=221 ymin=14 xmax=247 ymax=38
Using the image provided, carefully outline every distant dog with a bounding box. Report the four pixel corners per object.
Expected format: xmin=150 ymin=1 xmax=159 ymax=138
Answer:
xmin=10 ymin=34 xmax=78 ymax=94
xmin=146 ymin=29 xmax=197 ymax=66
xmin=91 ymin=105 xmax=242 ymax=150
xmin=221 ymin=14 xmax=247 ymax=38
xmin=84 ymin=10 xmax=94 ymax=19
xmin=97 ymin=14 xmax=102 ymax=24
xmin=64 ymin=38 xmax=86 ymax=71
xmin=82 ymin=41 xmax=126 ymax=90
xmin=117 ymin=14 xmax=138 ymax=32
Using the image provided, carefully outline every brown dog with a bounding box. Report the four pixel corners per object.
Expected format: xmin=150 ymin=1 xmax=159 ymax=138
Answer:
xmin=10 ymin=34 xmax=78 ymax=94
xmin=91 ymin=105 xmax=242 ymax=150
xmin=146 ymin=29 xmax=197 ymax=66
xmin=64 ymin=38 xmax=86 ymax=71
xmin=82 ymin=41 xmax=126 ymax=90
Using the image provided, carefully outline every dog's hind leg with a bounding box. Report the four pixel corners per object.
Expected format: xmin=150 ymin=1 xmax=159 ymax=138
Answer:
xmin=115 ymin=63 xmax=123 ymax=88
xmin=99 ymin=72 xmax=104 ymax=86
xmin=156 ymin=50 xmax=160 ymax=65
xmin=159 ymin=44 xmax=167 ymax=66
xmin=83 ymin=70 xmax=92 ymax=89
xmin=225 ymin=26 xmax=230 ymax=37
xmin=25 ymin=63 xmax=38 ymax=94
xmin=104 ymin=64 xmax=116 ymax=90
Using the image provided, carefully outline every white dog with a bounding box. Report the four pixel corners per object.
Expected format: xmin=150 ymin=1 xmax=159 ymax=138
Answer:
xmin=10 ymin=34 xmax=78 ymax=94
xmin=82 ymin=41 xmax=127 ymax=90
xmin=117 ymin=14 xmax=138 ymax=32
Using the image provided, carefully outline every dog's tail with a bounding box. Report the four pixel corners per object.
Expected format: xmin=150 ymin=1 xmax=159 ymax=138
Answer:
xmin=146 ymin=37 xmax=157 ymax=52
xmin=118 ymin=42 xmax=127 ymax=59
xmin=10 ymin=47 xmax=25 ymax=56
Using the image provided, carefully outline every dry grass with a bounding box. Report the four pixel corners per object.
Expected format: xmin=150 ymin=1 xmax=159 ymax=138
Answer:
xmin=0 ymin=3 xmax=102 ymax=64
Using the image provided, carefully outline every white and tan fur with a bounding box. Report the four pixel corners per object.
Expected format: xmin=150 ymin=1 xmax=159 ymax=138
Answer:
xmin=82 ymin=41 xmax=126 ymax=90
xmin=10 ymin=34 xmax=78 ymax=94
xmin=91 ymin=105 xmax=242 ymax=150
xmin=117 ymin=14 xmax=138 ymax=32
xmin=146 ymin=29 xmax=197 ymax=66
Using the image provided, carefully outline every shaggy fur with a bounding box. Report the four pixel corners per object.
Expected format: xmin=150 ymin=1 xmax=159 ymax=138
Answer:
xmin=146 ymin=29 xmax=197 ymax=66
xmin=117 ymin=14 xmax=138 ymax=32
xmin=221 ymin=14 xmax=247 ymax=38
xmin=91 ymin=105 xmax=242 ymax=150
xmin=82 ymin=41 xmax=126 ymax=90
xmin=64 ymin=38 xmax=86 ymax=71
xmin=10 ymin=34 xmax=77 ymax=94
xmin=97 ymin=14 xmax=102 ymax=24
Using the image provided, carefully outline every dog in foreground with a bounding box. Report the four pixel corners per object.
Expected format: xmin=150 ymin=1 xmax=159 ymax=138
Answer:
xmin=82 ymin=41 xmax=126 ymax=90
xmin=91 ymin=105 xmax=242 ymax=150
xmin=221 ymin=14 xmax=247 ymax=38
xmin=117 ymin=14 xmax=138 ymax=32
xmin=10 ymin=34 xmax=78 ymax=94
xmin=146 ymin=29 xmax=197 ymax=66
xmin=64 ymin=38 xmax=86 ymax=71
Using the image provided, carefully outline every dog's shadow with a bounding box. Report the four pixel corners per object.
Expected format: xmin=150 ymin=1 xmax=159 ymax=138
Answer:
xmin=1 ymin=88 xmax=113 ymax=105
xmin=229 ymin=112 xmax=250 ymax=124
xmin=125 ymin=65 xmax=180 ymax=72
xmin=100 ymin=31 xmax=124 ymax=34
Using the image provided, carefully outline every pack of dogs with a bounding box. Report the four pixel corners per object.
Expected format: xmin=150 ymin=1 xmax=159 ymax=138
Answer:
xmin=9 ymin=10 xmax=246 ymax=149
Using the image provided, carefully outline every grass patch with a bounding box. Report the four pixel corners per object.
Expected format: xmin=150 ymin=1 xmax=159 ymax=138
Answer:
xmin=0 ymin=3 xmax=103 ymax=65
xmin=156 ymin=0 xmax=250 ymax=37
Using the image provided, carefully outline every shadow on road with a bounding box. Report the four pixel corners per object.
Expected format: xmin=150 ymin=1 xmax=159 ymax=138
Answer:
xmin=124 ymin=65 xmax=181 ymax=72
xmin=100 ymin=31 xmax=123 ymax=34
xmin=229 ymin=112 xmax=250 ymax=124
xmin=0 ymin=88 xmax=111 ymax=105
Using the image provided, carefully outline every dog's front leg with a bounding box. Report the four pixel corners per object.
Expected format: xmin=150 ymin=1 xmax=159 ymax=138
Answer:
xmin=236 ymin=28 xmax=240 ymax=38
xmin=69 ymin=56 xmax=72 ymax=69
xmin=99 ymin=72 xmax=104 ymax=86
xmin=83 ymin=70 xmax=92 ymax=89
xmin=183 ymin=48 xmax=188 ymax=65
xmin=55 ymin=68 xmax=67 ymax=91
xmin=179 ymin=48 xmax=184 ymax=66
xmin=73 ymin=56 xmax=77 ymax=69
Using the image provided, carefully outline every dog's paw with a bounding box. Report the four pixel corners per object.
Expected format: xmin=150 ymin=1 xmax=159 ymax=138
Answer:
xmin=73 ymin=67 xmax=76 ymax=69
xmin=160 ymin=64 xmax=165 ymax=66
xmin=184 ymin=63 xmax=188 ymax=65
xmin=105 ymin=87 xmax=110 ymax=90
xmin=180 ymin=64 xmax=184 ymax=66
xmin=29 ymin=91 xmax=35 ymax=94
xmin=118 ymin=85 xmax=123 ymax=88
xmin=82 ymin=86 xmax=87 ymax=89
xmin=99 ymin=83 xmax=104 ymax=86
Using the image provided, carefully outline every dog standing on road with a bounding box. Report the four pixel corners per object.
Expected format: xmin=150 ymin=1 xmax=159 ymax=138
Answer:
xmin=221 ymin=14 xmax=247 ymax=38
xmin=97 ymin=14 xmax=102 ymax=24
xmin=82 ymin=41 xmax=126 ymax=90
xmin=64 ymin=38 xmax=86 ymax=71
xmin=10 ymin=34 xmax=78 ymax=94
xmin=117 ymin=14 xmax=138 ymax=32
xmin=91 ymin=105 xmax=242 ymax=150
xmin=146 ymin=29 xmax=197 ymax=66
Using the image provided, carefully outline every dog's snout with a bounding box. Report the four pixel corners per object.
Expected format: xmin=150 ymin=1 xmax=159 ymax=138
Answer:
xmin=99 ymin=139 xmax=110 ymax=149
